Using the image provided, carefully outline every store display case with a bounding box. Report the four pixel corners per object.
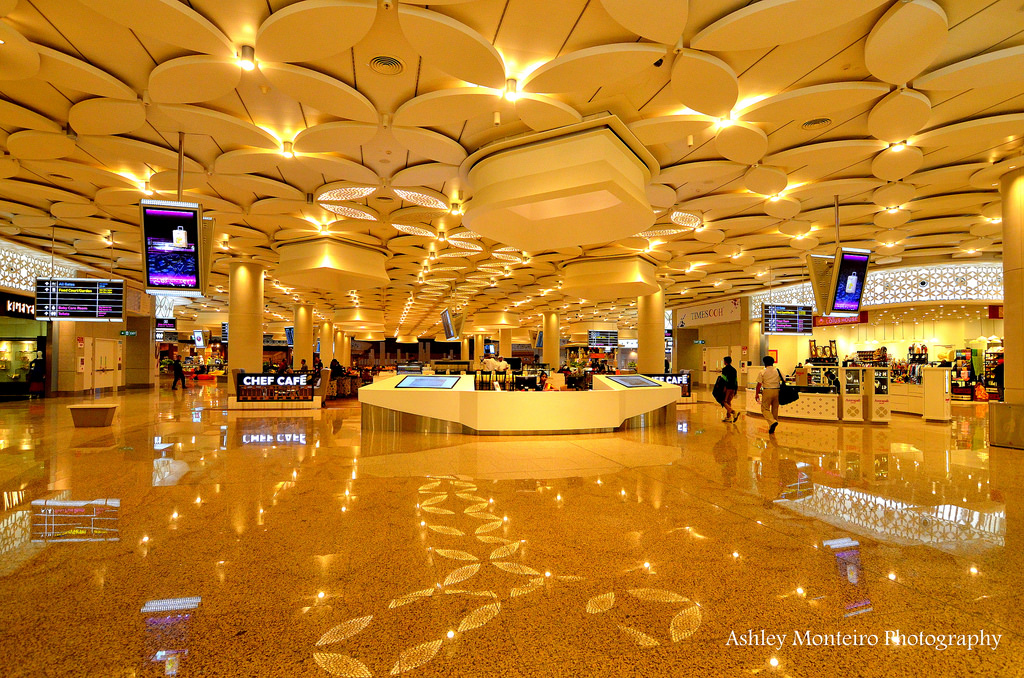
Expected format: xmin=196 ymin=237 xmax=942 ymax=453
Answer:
xmin=839 ymin=367 xmax=865 ymax=421
xmin=984 ymin=346 xmax=1003 ymax=401
xmin=867 ymin=367 xmax=891 ymax=423
xmin=922 ymin=366 xmax=952 ymax=421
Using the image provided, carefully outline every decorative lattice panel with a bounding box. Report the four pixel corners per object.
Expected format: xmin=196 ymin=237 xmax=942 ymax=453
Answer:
xmin=0 ymin=248 xmax=75 ymax=293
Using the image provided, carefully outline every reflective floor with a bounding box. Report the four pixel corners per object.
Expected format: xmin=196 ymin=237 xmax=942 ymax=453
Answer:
xmin=0 ymin=383 xmax=1020 ymax=677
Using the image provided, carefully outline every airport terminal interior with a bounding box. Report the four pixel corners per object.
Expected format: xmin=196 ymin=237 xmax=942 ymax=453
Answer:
xmin=1 ymin=0 xmax=1024 ymax=675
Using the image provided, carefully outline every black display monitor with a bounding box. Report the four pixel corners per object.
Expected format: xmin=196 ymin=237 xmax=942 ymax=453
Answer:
xmin=607 ymin=375 xmax=662 ymax=388
xmin=285 ymin=326 xmax=294 ymax=347
xmin=155 ymin=317 xmax=176 ymax=330
xmin=221 ymin=322 xmax=228 ymax=343
xmin=441 ymin=308 xmax=456 ymax=340
xmin=141 ymin=200 xmax=203 ymax=295
xmin=763 ymin=304 xmax=814 ymax=335
xmin=828 ymin=247 xmax=870 ymax=315
xmin=395 ymin=375 xmax=461 ymax=389
xmin=506 ymin=357 xmax=522 ymax=371
xmin=35 ymin=278 xmax=124 ymax=322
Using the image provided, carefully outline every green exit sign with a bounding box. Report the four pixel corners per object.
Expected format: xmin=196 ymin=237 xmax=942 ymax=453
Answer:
xmin=120 ymin=330 xmax=137 ymax=336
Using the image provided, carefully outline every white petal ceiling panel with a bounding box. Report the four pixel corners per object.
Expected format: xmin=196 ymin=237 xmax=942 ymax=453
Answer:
xmin=907 ymin=163 xmax=989 ymax=187
xmin=0 ymin=179 xmax=88 ymax=204
xmin=765 ymin=196 xmax=801 ymax=219
xmin=391 ymin=163 xmax=459 ymax=188
xmin=786 ymin=177 xmax=882 ymax=202
xmin=628 ymin=115 xmax=716 ymax=147
xmin=691 ymin=0 xmax=888 ymax=52
xmin=867 ymin=88 xmax=931 ymax=143
xmin=256 ymin=0 xmax=377 ymax=63
xmin=871 ymin=145 xmax=923 ymax=181
xmin=211 ymin=175 xmax=304 ymax=201
xmin=646 ymin=183 xmax=676 ymax=209
xmin=292 ymin=122 xmax=379 ymax=155
xmin=767 ymin=139 xmax=888 ymax=175
xmin=68 ymin=99 xmax=146 ymax=136
xmin=258 ymin=63 xmax=378 ymax=123
xmin=873 ymin=207 xmax=909 ymax=227
xmin=914 ymin=45 xmax=1024 ymax=91
xmin=744 ymin=165 xmax=788 ymax=196
xmin=148 ymin=56 xmax=242 ymax=105
xmin=864 ymin=0 xmax=947 ymax=86
xmin=212 ymin=149 xmax=286 ymax=175
xmin=669 ymin=49 xmax=738 ymax=118
xmin=299 ymin=156 xmax=381 ymax=185
xmin=737 ymin=82 xmax=890 ymax=123
xmin=76 ymin=136 xmax=203 ymax=172
xmin=156 ymin=105 xmax=280 ymax=150
xmin=51 ymin=202 xmax=98 ymax=219
xmin=0 ymin=23 xmax=40 ymax=80
xmin=969 ymin=157 xmax=1021 ymax=190
xmin=0 ymin=100 xmax=60 ymax=133
xmin=148 ymin=170 xmax=209 ymax=192
xmin=661 ymin=160 xmax=745 ymax=189
xmin=0 ymin=0 xmax=15 ymax=15
xmin=94 ymin=187 xmax=150 ymax=206
xmin=397 ymin=5 xmax=506 ymax=88
xmin=393 ymin=88 xmax=498 ymax=128
xmin=872 ymin=182 xmax=915 ymax=208
xmin=912 ymin=114 xmax=1024 ymax=149
xmin=392 ymin=127 xmax=467 ymax=165
xmin=515 ymin=94 xmax=582 ymax=132
xmin=677 ymin=193 xmax=763 ymax=220
xmin=0 ymin=157 xmax=19 ymax=178
xmin=23 ymin=160 xmax=136 ymax=188
xmin=6 ymin=131 xmax=75 ymax=160
xmin=522 ymin=43 xmax=664 ymax=94
xmin=35 ymin=45 xmax=136 ymax=100
xmin=714 ymin=122 xmax=768 ymax=165
xmin=599 ymin=0 xmax=689 ymax=45
xmin=76 ymin=0 xmax=233 ymax=57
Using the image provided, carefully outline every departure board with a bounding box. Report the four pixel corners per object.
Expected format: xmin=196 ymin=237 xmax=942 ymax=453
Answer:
xmin=588 ymin=330 xmax=618 ymax=348
xmin=35 ymin=278 xmax=124 ymax=322
xmin=763 ymin=304 xmax=813 ymax=335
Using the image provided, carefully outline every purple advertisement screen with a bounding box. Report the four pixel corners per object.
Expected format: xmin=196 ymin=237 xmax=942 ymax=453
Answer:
xmin=831 ymin=253 xmax=869 ymax=313
xmin=143 ymin=207 xmax=200 ymax=289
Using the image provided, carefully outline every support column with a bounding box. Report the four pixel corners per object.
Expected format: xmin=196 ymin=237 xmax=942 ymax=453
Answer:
xmin=637 ymin=288 xmax=665 ymax=374
xmin=229 ymin=261 xmax=264 ymax=393
xmin=338 ymin=332 xmax=352 ymax=367
xmin=334 ymin=327 xmax=345 ymax=365
xmin=460 ymin=336 xmax=470 ymax=361
xmin=1001 ymin=168 xmax=1023 ymax=404
xmin=293 ymin=303 xmax=314 ymax=371
xmin=320 ymin=320 xmax=334 ymax=364
xmin=542 ymin=312 xmax=559 ymax=368
xmin=499 ymin=328 xmax=513 ymax=358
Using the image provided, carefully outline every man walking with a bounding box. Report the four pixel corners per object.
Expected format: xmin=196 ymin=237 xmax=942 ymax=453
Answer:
xmin=171 ymin=355 xmax=187 ymax=391
xmin=755 ymin=355 xmax=781 ymax=434
xmin=721 ymin=356 xmax=740 ymax=422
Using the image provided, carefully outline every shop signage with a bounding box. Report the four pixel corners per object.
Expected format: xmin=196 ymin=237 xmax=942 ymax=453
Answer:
xmin=235 ymin=373 xmax=313 ymax=402
xmin=677 ymin=299 xmax=741 ymax=328
xmin=0 ymin=291 xmax=35 ymax=318
xmin=642 ymin=373 xmax=691 ymax=397
xmin=989 ymin=305 xmax=1003 ymax=319
xmin=813 ymin=311 xmax=868 ymax=327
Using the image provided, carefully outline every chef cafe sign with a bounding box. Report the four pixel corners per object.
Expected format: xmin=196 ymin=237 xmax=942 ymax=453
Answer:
xmin=678 ymin=299 xmax=741 ymax=328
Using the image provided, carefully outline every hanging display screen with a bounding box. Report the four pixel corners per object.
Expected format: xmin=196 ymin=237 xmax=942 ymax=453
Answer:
xmin=35 ymin=278 xmax=124 ymax=322
xmin=221 ymin=322 xmax=228 ymax=343
xmin=588 ymin=330 xmax=618 ymax=348
xmin=441 ymin=308 xmax=456 ymax=340
xmin=763 ymin=304 xmax=814 ymax=335
xmin=285 ymin=326 xmax=294 ymax=347
xmin=141 ymin=200 xmax=202 ymax=294
xmin=155 ymin=317 xmax=176 ymax=330
xmin=829 ymin=248 xmax=870 ymax=314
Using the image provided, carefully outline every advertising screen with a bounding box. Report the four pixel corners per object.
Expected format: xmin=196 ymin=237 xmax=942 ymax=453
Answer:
xmin=155 ymin=317 xmax=176 ymax=330
xmin=395 ymin=375 xmax=461 ymax=389
xmin=829 ymin=248 xmax=870 ymax=314
xmin=285 ymin=326 xmax=294 ymax=347
xmin=192 ymin=330 xmax=205 ymax=349
xmin=763 ymin=304 xmax=814 ymax=335
xmin=141 ymin=200 xmax=202 ymax=294
xmin=441 ymin=308 xmax=456 ymax=340
xmin=35 ymin=278 xmax=124 ymax=322
xmin=607 ymin=375 xmax=662 ymax=388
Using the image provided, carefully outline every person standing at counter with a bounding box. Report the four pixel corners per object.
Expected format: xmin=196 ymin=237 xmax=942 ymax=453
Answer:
xmin=482 ymin=354 xmax=500 ymax=371
xmin=755 ymin=355 xmax=781 ymax=435
xmin=721 ymin=356 xmax=739 ymax=423
xmin=495 ymin=355 xmax=510 ymax=372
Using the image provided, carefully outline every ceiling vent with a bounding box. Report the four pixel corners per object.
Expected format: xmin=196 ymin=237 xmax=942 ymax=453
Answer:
xmin=369 ymin=55 xmax=405 ymax=75
xmin=801 ymin=117 xmax=832 ymax=130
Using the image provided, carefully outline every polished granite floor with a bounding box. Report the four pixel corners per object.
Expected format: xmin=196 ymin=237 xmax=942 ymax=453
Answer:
xmin=0 ymin=383 xmax=1020 ymax=677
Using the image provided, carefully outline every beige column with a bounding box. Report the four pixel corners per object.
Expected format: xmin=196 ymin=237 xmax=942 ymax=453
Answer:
xmin=460 ymin=336 xmax=470 ymax=361
xmin=1001 ymin=168 xmax=1024 ymax=404
xmin=499 ymin=328 xmax=513 ymax=358
xmin=319 ymin=320 xmax=334 ymax=364
xmin=293 ymin=303 xmax=314 ymax=370
xmin=472 ymin=333 xmax=486 ymax=366
xmin=637 ymin=288 xmax=666 ymax=374
xmin=228 ymin=261 xmax=264 ymax=392
xmin=542 ymin=312 xmax=559 ymax=368
xmin=338 ymin=332 xmax=352 ymax=367
xmin=334 ymin=327 xmax=345 ymax=365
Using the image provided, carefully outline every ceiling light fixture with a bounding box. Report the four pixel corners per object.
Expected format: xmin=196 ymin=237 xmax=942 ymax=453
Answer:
xmin=238 ymin=45 xmax=256 ymax=71
xmin=142 ymin=181 xmax=154 ymax=196
xmin=890 ymin=142 xmax=906 ymax=152
xmin=715 ymin=118 xmax=734 ymax=129
xmin=505 ymin=78 xmax=519 ymax=102
xmin=281 ymin=141 xmax=294 ymax=158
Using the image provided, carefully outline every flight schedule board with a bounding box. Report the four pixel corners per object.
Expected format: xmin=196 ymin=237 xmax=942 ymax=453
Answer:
xmin=35 ymin=278 xmax=124 ymax=322
xmin=763 ymin=304 xmax=813 ymax=335
xmin=588 ymin=330 xmax=618 ymax=348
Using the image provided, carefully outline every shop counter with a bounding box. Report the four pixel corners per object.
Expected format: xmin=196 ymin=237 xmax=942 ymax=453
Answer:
xmin=744 ymin=388 xmax=839 ymax=422
xmin=359 ymin=375 xmax=680 ymax=434
xmin=890 ymin=383 xmax=924 ymax=415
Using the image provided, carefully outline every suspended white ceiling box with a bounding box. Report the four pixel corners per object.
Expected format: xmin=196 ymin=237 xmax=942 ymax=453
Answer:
xmin=463 ymin=122 xmax=655 ymax=251
xmin=561 ymin=257 xmax=659 ymax=301
xmin=275 ymin=237 xmax=389 ymax=292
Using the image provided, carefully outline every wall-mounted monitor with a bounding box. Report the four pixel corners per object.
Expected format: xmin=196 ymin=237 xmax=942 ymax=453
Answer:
xmin=828 ymin=247 xmax=870 ymax=315
xmin=285 ymin=326 xmax=294 ymax=347
xmin=763 ymin=304 xmax=814 ymax=335
xmin=395 ymin=375 xmax=461 ymax=389
xmin=192 ymin=330 xmax=206 ymax=349
xmin=588 ymin=330 xmax=618 ymax=348
xmin=35 ymin=278 xmax=124 ymax=322
xmin=155 ymin=317 xmax=176 ymax=330
xmin=140 ymin=199 xmax=203 ymax=296
xmin=607 ymin=375 xmax=661 ymax=388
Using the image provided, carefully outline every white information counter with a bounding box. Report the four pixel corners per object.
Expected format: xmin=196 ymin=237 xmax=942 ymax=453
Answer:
xmin=359 ymin=374 xmax=680 ymax=434
xmin=744 ymin=388 xmax=840 ymax=421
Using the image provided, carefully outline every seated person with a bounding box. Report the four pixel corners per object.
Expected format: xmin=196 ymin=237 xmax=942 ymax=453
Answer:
xmin=538 ymin=371 xmax=558 ymax=391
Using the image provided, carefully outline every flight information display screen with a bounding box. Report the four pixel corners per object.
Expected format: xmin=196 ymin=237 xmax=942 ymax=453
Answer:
xmin=141 ymin=200 xmax=202 ymax=292
xmin=763 ymin=304 xmax=814 ymax=335
xmin=588 ymin=330 xmax=618 ymax=348
xmin=35 ymin=278 xmax=124 ymax=321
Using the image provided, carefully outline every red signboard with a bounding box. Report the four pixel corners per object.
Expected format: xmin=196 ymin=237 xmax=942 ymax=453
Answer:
xmin=813 ymin=311 xmax=868 ymax=327
xmin=989 ymin=305 xmax=1003 ymax=319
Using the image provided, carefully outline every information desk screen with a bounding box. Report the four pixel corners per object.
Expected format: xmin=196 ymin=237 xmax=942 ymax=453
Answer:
xmin=35 ymin=278 xmax=124 ymax=321
xmin=395 ymin=375 xmax=460 ymax=389
xmin=588 ymin=330 xmax=618 ymax=348
xmin=763 ymin=304 xmax=814 ymax=335
xmin=155 ymin=317 xmax=176 ymax=330
xmin=607 ymin=375 xmax=662 ymax=388
xmin=141 ymin=200 xmax=202 ymax=292
xmin=830 ymin=248 xmax=870 ymax=314
xmin=236 ymin=373 xmax=314 ymax=402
